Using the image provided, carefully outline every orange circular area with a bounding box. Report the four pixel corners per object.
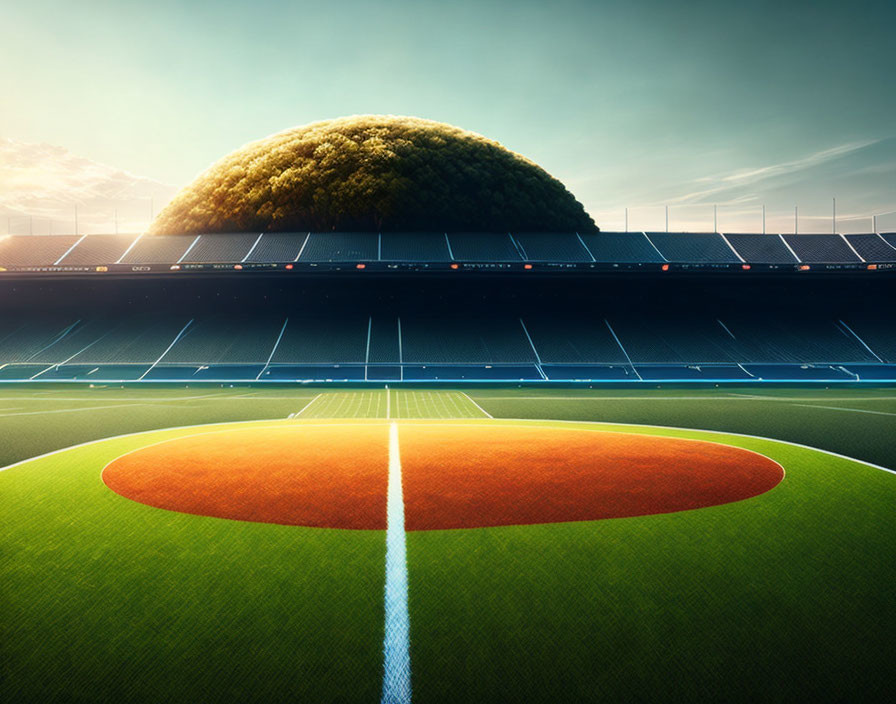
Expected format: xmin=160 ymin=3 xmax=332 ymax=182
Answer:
xmin=103 ymin=425 xmax=389 ymax=529
xmin=102 ymin=424 xmax=783 ymax=530
xmin=399 ymin=425 xmax=783 ymax=530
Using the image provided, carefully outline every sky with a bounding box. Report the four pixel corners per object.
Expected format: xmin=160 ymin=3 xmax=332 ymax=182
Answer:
xmin=1 ymin=0 xmax=895 ymax=233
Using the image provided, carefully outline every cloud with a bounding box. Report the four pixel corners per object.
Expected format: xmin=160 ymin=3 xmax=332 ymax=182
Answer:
xmin=0 ymin=138 xmax=177 ymax=234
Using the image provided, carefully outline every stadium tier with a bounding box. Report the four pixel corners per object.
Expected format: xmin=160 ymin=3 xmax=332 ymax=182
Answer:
xmin=0 ymin=306 xmax=892 ymax=382
xmin=722 ymin=234 xmax=798 ymax=264
xmin=781 ymin=234 xmax=862 ymax=263
xmin=645 ymin=232 xmax=741 ymax=263
xmin=3 ymin=231 xmax=896 ymax=271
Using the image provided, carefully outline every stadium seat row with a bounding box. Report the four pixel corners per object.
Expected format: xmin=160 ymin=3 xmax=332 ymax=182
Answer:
xmin=2 ymin=231 xmax=896 ymax=267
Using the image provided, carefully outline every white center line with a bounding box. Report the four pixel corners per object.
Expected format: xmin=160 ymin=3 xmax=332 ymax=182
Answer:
xmin=381 ymin=422 xmax=411 ymax=704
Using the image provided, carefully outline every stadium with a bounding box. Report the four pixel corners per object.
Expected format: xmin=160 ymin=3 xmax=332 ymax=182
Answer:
xmin=2 ymin=114 xmax=895 ymax=704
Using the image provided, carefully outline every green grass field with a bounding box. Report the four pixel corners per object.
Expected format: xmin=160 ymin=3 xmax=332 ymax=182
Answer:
xmin=2 ymin=386 xmax=895 ymax=703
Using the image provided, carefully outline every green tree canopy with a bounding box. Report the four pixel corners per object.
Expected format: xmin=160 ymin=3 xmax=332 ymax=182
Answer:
xmin=150 ymin=116 xmax=597 ymax=234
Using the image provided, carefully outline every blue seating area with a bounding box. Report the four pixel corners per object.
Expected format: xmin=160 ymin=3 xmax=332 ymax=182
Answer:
xmin=579 ymin=232 xmax=665 ymax=263
xmin=542 ymin=365 xmax=634 ymax=380
xmin=724 ymin=234 xmax=798 ymax=264
xmin=741 ymin=364 xmax=855 ymax=381
xmin=381 ymin=233 xmax=451 ymax=261
xmin=844 ymin=234 xmax=896 ymax=262
xmin=645 ymin=233 xmax=741 ymax=263
xmin=446 ymin=233 xmax=521 ymax=261
xmin=0 ymin=307 xmax=892 ymax=384
xmin=261 ymin=365 xmax=367 ymax=381
xmin=4 ymin=231 xmax=896 ymax=267
xmin=512 ymin=233 xmax=592 ymax=262
xmin=402 ymin=365 xmax=542 ymax=381
xmin=299 ymin=232 xmax=379 ymax=262
xmin=244 ymin=233 xmax=308 ymax=263
xmin=635 ymin=364 xmax=752 ymax=381
xmin=181 ymin=234 xmax=259 ymax=263
xmin=782 ymin=234 xmax=861 ymax=263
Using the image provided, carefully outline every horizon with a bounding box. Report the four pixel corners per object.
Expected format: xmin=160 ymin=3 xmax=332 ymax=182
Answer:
xmin=2 ymin=0 xmax=895 ymax=233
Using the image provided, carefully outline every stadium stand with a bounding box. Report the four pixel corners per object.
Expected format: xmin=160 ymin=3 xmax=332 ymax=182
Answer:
xmin=445 ymin=233 xmax=521 ymax=261
xmin=0 ymin=316 xmax=81 ymax=363
xmin=299 ymin=232 xmax=379 ymax=262
xmin=180 ymin=234 xmax=260 ymax=263
xmin=161 ymin=317 xmax=283 ymax=364
xmin=645 ymin=233 xmax=741 ymax=263
xmin=400 ymin=316 xmax=536 ymax=365
xmin=579 ymin=232 xmax=665 ymax=263
xmin=841 ymin=318 xmax=896 ymax=363
xmin=883 ymin=233 xmax=896 ymax=249
xmin=782 ymin=234 xmax=861 ymax=263
xmin=512 ymin=233 xmax=592 ymax=262
xmin=56 ymin=234 xmax=138 ymax=266
xmin=844 ymin=234 xmax=896 ymax=262
xmin=244 ymin=233 xmax=309 ymax=263
xmin=723 ymin=234 xmax=799 ymax=264
xmin=272 ymin=317 xmax=369 ymax=364
xmin=523 ymin=316 xmax=628 ymax=364
xmin=380 ymin=233 xmax=452 ymax=261
xmin=0 ymin=235 xmax=81 ymax=267
xmin=368 ymin=317 xmax=401 ymax=364
xmin=118 ymin=235 xmax=195 ymax=264
xmin=609 ymin=317 xmax=739 ymax=363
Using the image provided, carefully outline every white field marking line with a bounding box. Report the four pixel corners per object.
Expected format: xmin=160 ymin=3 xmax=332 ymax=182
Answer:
xmin=0 ymin=402 xmax=190 ymax=419
xmin=471 ymin=394 xmax=896 ymax=402
xmin=293 ymin=394 xmax=323 ymax=418
xmin=792 ymin=403 xmax=896 ymax=418
xmin=2 ymin=414 xmax=891 ymax=484
xmin=461 ymin=391 xmax=493 ymax=418
xmin=381 ymin=422 xmax=411 ymax=704
xmin=386 ymin=386 xmax=391 ymax=419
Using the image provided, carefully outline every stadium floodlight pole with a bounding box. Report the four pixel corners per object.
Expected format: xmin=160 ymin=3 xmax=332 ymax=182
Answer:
xmin=873 ymin=214 xmax=878 ymax=233
xmin=665 ymin=205 xmax=669 ymax=233
xmin=625 ymin=207 xmax=628 ymax=233
xmin=713 ymin=204 xmax=718 ymax=233
xmin=794 ymin=205 xmax=798 ymax=235
xmin=832 ymin=197 xmax=836 ymax=234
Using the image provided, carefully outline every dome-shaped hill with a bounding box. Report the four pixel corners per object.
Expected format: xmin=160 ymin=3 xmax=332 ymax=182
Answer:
xmin=149 ymin=116 xmax=597 ymax=235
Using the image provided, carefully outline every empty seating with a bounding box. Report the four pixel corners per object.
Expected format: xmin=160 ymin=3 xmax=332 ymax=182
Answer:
xmin=580 ymin=232 xmax=665 ymax=263
xmin=272 ymin=317 xmax=368 ymax=363
xmin=180 ymin=234 xmax=259 ymax=263
xmin=645 ymin=233 xmax=740 ymax=263
xmin=523 ymin=316 xmax=627 ymax=364
xmin=244 ymin=233 xmax=309 ymax=262
xmin=883 ymin=233 xmax=896 ymax=249
xmin=57 ymin=234 xmax=139 ymax=265
xmin=446 ymin=233 xmax=521 ymax=261
xmin=512 ymin=233 xmax=591 ymax=262
xmin=0 ymin=235 xmax=81 ymax=267
xmin=300 ymin=232 xmax=379 ymax=261
xmin=400 ymin=317 xmax=534 ymax=364
xmin=119 ymin=235 xmax=195 ymax=264
xmin=782 ymin=234 xmax=860 ymax=263
xmin=844 ymin=234 xmax=896 ymax=262
xmin=724 ymin=234 xmax=798 ymax=264
xmin=380 ymin=233 xmax=451 ymax=261
xmin=162 ymin=317 xmax=284 ymax=364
